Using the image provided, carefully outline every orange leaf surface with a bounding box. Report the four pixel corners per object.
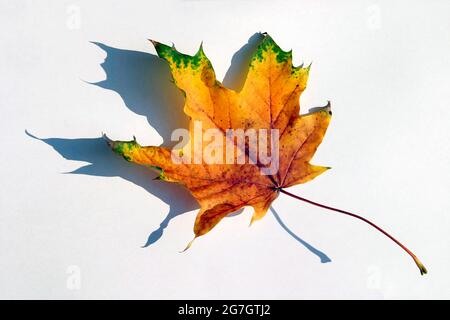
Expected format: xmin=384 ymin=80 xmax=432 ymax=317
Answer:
xmin=105 ymin=33 xmax=331 ymax=243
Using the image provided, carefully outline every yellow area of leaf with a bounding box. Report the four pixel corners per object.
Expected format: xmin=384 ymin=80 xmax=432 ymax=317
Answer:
xmin=107 ymin=33 xmax=331 ymax=243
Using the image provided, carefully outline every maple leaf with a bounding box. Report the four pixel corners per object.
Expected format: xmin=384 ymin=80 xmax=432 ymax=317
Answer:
xmin=105 ymin=33 xmax=330 ymax=237
xmin=104 ymin=33 xmax=427 ymax=275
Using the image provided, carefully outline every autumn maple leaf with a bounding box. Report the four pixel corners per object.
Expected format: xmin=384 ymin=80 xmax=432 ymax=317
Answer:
xmin=105 ymin=34 xmax=328 ymax=238
xmin=104 ymin=33 xmax=427 ymax=275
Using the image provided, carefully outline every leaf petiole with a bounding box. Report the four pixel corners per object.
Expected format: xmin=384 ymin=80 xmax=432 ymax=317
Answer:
xmin=279 ymin=188 xmax=427 ymax=275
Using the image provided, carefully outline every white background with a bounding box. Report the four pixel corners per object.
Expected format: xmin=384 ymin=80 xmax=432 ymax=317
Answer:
xmin=1 ymin=0 xmax=449 ymax=299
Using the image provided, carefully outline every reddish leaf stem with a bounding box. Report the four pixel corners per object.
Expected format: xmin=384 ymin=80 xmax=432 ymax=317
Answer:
xmin=279 ymin=188 xmax=427 ymax=275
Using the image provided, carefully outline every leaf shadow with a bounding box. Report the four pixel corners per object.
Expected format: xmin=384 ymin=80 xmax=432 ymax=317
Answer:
xmin=26 ymin=130 xmax=198 ymax=248
xmin=27 ymin=32 xmax=331 ymax=260
xmin=270 ymin=207 xmax=331 ymax=263
xmin=91 ymin=41 xmax=189 ymax=148
xmin=223 ymin=32 xmax=265 ymax=91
